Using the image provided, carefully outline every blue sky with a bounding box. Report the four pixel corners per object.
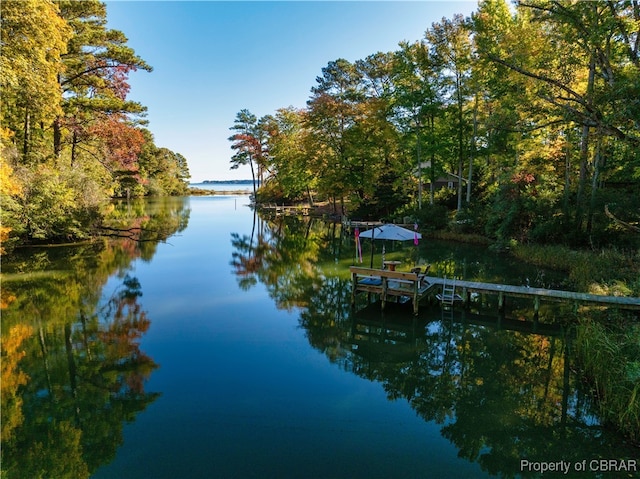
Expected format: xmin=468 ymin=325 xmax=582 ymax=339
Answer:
xmin=106 ymin=1 xmax=479 ymax=182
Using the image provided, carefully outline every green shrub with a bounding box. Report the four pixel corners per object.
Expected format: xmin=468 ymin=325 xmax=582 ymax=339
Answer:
xmin=415 ymin=204 xmax=450 ymax=232
xmin=16 ymin=164 xmax=107 ymax=242
xmin=575 ymin=314 xmax=640 ymax=443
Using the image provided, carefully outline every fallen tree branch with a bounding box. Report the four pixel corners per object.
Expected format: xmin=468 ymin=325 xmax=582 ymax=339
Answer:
xmin=605 ymin=204 xmax=640 ymax=232
xmin=95 ymin=225 xmax=175 ymax=243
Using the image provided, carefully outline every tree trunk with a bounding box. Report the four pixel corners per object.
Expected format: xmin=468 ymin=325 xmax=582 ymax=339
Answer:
xmin=429 ymin=115 xmax=436 ymax=206
xmin=563 ymin=136 xmax=572 ymax=219
xmin=457 ymin=157 xmax=463 ymax=212
xmin=467 ymin=93 xmax=478 ymax=205
xmin=456 ymin=78 xmax=464 ymax=213
xmin=71 ymin=129 xmax=79 ymax=166
xmin=586 ymin=130 xmax=602 ymax=234
xmin=54 ymin=116 xmax=63 ymax=159
xmin=249 ymin=153 xmax=257 ymax=202
xmin=576 ymin=122 xmax=590 ymax=230
xmin=22 ymin=108 xmax=30 ymax=162
xmin=306 ymin=186 xmax=314 ymax=207
xmin=575 ymin=53 xmax=596 ymax=231
xmin=417 ymin=123 xmax=423 ymax=210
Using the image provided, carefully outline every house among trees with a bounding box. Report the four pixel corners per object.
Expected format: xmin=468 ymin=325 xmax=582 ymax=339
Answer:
xmin=426 ymin=173 xmax=465 ymax=191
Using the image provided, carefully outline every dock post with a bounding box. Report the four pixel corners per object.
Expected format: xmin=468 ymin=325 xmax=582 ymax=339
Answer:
xmin=498 ymin=292 xmax=505 ymax=313
xmin=351 ymin=272 xmax=357 ymax=309
xmin=381 ymin=277 xmax=387 ymax=311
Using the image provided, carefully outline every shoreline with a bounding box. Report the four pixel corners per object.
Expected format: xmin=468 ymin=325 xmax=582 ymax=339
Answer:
xmin=189 ymin=187 xmax=252 ymax=196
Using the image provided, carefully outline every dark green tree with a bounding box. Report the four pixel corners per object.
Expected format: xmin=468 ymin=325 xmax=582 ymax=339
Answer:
xmin=54 ymin=0 xmax=152 ymax=164
xmin=229 ymin=109 xmax=263 ymax=199
xmin=427 ymin=14 xmax=474 ymax=212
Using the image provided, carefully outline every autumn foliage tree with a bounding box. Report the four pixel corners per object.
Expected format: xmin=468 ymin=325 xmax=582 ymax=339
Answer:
xmin=54 ymin=0 xmax=151 ymax=160
xmin=0 ymin=0 xmax=71 ymax=163
xmin=231 ymin=0 xmax=639 ymax=248
xmin=89 ymin=114 xmax=146 ymax=196
xmin=0 ymin=0 xmax=191 ymax=250
xmin=229 ymin=109 xmax=265 ymax=198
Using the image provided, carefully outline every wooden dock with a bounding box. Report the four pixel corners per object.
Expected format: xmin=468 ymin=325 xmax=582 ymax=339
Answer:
xmin=260 ymin=204 xmax=310 ymax=216
xmin=424 ymin=276 xmax=640 ymax=312
xmin=350 ymin=267 xmax=436 ymax=314
xmin=350 ymin=267 xmax=640 ymax=314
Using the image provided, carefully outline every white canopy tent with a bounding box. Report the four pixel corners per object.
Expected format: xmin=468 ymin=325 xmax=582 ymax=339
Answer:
xmin=358 ymin=224 xmax=422 ymax=241
xmin=358 ymin=224 xmax=421 ymax=268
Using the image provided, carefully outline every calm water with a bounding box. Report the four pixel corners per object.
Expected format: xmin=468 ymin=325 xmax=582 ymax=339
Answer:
xmin=1 ymin=196 xmax=637 ymax=479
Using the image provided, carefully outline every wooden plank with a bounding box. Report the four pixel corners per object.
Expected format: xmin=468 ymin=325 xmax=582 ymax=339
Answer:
xmin=349 ymin=266 xmax=419 ymax=281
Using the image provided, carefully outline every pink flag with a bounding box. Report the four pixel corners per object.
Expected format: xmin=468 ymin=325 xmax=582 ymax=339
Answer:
xmin=355 ymin=228 xmax=363 ymax=263
xmin=414 ymin=223 xmax=419 ymax=246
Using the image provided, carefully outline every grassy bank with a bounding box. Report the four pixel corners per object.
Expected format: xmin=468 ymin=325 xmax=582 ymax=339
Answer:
xmin=574 ymin=312 xmax=640 ymax=444
xmin=427 ymin=230 xmax=491 ymax=245
xmin=506 ymin=242 xmax=640 ymax=444
xmin=509 ymin=243 xmax=640 ymax=295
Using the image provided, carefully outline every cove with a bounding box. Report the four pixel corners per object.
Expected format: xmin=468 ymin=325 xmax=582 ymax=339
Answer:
xmin=1 ymin=195 xmax=636 ymax=479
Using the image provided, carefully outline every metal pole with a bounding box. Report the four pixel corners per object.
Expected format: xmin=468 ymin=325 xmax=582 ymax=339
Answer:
xmin=369 ymin=226 xmax=375 ymax=268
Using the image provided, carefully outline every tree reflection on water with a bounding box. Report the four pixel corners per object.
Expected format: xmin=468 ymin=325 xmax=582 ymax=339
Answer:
xmin=1 ymin=197 xmax=190 ymax=478
xmin=231 ymin=212 xmax=637 ymax=478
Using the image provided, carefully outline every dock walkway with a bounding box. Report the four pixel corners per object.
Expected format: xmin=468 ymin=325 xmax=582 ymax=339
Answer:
xmin=260 ymin=204 xmax=310 ymax=216
xmin=350 ymin=267 xmax=640 ymax=314
xmin=424 ymin=276 xmax=640 ymax=311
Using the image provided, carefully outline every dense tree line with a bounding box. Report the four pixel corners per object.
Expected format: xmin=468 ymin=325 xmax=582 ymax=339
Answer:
xmin=0 ymin=0 xmax=190 ymax=251
xmin=231 ymin=0 xmax=639 ymax=249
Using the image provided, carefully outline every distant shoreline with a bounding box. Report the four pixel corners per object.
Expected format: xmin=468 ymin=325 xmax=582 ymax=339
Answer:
xmin=189 ymin=186 xmax=251 ymax=196
xmin=199 ymin=180 xmax=257 ymax=185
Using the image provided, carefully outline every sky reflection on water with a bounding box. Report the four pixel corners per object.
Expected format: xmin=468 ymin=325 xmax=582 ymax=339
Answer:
xmin=2 ymin=196 xmax=636 ymax=479
xmin=91 ymin=196 xmax=487 ymax=478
